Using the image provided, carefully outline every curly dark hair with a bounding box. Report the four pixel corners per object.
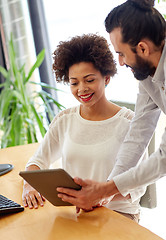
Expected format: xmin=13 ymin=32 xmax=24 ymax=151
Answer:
xmin=52 ymin=34 xmax=117 ymax=84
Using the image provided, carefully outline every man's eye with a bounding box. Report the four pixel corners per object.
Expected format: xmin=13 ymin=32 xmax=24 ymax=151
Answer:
xmin=119 ymin=53 xmax=124 ymax=57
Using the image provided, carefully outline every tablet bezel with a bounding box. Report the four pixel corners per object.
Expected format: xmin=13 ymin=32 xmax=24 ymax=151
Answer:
xmin=19 ymin=168 xmax=81 ymax=206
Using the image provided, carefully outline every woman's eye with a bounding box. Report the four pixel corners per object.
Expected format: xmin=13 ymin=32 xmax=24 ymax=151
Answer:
xmin=70 ymin=82 xmax=77 ymax=86
xmin=87 ymin=79 xmax=94 ymax=83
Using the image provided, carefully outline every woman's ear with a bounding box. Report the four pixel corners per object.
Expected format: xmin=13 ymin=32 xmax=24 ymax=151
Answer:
xmin=105 ymin=76 xmax=110 ymax=87
xmin=137 ymin=41 xmax=150 ymax=57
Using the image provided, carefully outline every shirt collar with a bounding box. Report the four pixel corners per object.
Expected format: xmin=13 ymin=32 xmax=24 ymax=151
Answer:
xmin=152 ymin=39 xmax=166 ymax=85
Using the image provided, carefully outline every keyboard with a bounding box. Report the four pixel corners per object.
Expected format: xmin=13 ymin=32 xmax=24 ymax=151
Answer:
xmin=0 ymin=194 xmax=24 ymax=215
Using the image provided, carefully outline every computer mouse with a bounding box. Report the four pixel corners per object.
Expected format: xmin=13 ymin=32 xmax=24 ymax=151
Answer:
xmin=0 ymin=164 xmax=14 ymax=176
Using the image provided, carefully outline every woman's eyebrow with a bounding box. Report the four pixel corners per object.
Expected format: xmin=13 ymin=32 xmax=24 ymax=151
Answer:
xmin=69 ymin=77 xmax=77 ymax=81
xmin=84 ymin=74 xmax=96 ymax=79
xmin=69 ymin=74 xmax=96 ymax=80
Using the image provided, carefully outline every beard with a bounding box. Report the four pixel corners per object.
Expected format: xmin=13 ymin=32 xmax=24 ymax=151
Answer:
xmin=126 ymin=55 xmax=156 ymax=81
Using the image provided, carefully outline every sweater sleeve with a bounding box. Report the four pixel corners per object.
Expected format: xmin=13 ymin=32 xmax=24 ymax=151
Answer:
xmin=26 ymin=130 xmax=61 ymax=169
xmin=26 ymin=112 xmax=64 ymax=169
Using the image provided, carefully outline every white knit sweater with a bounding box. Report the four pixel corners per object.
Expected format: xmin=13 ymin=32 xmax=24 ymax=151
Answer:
xmin=26 ymin=105 xmax=146 ymax=214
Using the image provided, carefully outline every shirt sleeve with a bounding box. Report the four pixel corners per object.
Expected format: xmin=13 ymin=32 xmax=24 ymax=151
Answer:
xmin=113 ymin=129 xmax=166 ymax=196
xmin=26 ymin=116 xmax=62 ymax=169
xmin=127 ymin=150 xmax=148 ymax=202
xmin=107 ymin=83 xmax=161 ymax=192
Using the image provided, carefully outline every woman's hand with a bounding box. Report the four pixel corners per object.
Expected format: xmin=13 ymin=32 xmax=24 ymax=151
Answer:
xmin=22 ymin=181 xmax=46 ymax=209
xmin=22 ymin=165 xmax=45 ymax=209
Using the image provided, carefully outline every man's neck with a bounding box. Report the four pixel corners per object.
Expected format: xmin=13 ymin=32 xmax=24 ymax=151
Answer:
xmin=151 ymin=41 xmax=165 ymax=68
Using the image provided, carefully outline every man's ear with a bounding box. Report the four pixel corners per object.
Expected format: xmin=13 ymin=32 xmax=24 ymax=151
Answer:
xmin=136 ymin=41 xmax=150 ymax=57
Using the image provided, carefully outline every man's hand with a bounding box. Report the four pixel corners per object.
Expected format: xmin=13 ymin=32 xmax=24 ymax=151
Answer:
xmin=57 ymin=177 xmax=119 ymax=211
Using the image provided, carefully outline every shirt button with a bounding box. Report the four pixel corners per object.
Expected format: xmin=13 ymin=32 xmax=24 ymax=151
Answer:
xmin=162 ymin=86 xmax=165 ymax=91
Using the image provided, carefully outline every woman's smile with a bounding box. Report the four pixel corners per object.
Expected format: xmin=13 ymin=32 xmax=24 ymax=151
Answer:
xmin=79 ymin=93 xmax=94 ymax=102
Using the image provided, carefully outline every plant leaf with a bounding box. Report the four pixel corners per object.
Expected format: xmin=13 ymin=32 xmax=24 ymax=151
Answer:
xmin=0 ymin=66 xmax=8 ymax=78
xmin=25 ymin=49 xmax=45 ymax=83
xmin=30 ymin=103 xmax=46 ymax=137
xmin=0 ymin=89 xmax=14 ymax=121
xmin=39 ymin=90 xmax=65 ymax=110
xmin=29 ymin=81 xmax=64 ymax=92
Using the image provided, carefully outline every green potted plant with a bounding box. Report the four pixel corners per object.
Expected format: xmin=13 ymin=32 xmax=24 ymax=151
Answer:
xmin=0 ymin=35 xmax=64 ymax=148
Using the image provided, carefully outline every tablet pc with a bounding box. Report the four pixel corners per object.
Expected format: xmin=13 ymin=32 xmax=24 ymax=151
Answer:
xmin=19 ymin=168 xmax=81 ymax=206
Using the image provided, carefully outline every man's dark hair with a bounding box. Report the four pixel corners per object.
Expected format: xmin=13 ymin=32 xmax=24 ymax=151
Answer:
xmin=105 ymin=0 xmax=166 ymax=47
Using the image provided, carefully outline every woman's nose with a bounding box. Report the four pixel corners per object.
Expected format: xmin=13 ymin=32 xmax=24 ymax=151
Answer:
xmin=78 ymin=83 xmax=89 ymax=92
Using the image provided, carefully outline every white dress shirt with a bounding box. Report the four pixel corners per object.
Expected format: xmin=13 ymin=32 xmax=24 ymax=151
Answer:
xmin=108 ymin=40 xmax=166 ymax=197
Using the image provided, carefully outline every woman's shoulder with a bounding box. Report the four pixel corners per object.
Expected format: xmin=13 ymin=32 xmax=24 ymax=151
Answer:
xmin=56 ymin=105 xmax=78 ymax=118
xmin=119 ymin=107 xmax=135 ymax=121
xmin=49 ymin=105 xmax=79 ymax=128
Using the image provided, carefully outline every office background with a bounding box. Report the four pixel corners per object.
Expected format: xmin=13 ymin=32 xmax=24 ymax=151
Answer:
xmin=0 ymin=0 xmax=166 ymax=238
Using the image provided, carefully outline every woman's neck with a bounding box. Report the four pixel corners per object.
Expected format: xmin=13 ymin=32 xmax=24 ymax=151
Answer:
xmin=80 ymin=100 xmax=121 ymax=121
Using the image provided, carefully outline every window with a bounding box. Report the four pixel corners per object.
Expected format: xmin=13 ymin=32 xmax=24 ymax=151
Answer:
xmin=43 ymin=0 xmax=138 ymax=109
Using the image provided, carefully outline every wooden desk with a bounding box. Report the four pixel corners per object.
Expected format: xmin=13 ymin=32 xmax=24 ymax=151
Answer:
xmin=0 ymin=143 xmax=163 ymax=240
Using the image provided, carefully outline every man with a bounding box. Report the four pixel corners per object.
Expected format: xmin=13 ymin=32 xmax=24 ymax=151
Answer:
xmin=57 ymin=0 xmax=166 ymax=211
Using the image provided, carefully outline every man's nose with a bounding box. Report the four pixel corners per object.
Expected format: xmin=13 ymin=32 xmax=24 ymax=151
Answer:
xmin=118 ymin=55 xmax=125 ymax=66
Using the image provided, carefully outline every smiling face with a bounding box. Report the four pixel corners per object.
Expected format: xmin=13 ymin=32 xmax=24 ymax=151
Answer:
xmin=69 ymin=62 xmax=109 ymax=108
xmin=109 ymin=28 xmax=156 ymax=80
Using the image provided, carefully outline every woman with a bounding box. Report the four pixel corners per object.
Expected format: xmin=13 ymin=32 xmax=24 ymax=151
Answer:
xmin=22 ymin=34 xmax=146 ymax=223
